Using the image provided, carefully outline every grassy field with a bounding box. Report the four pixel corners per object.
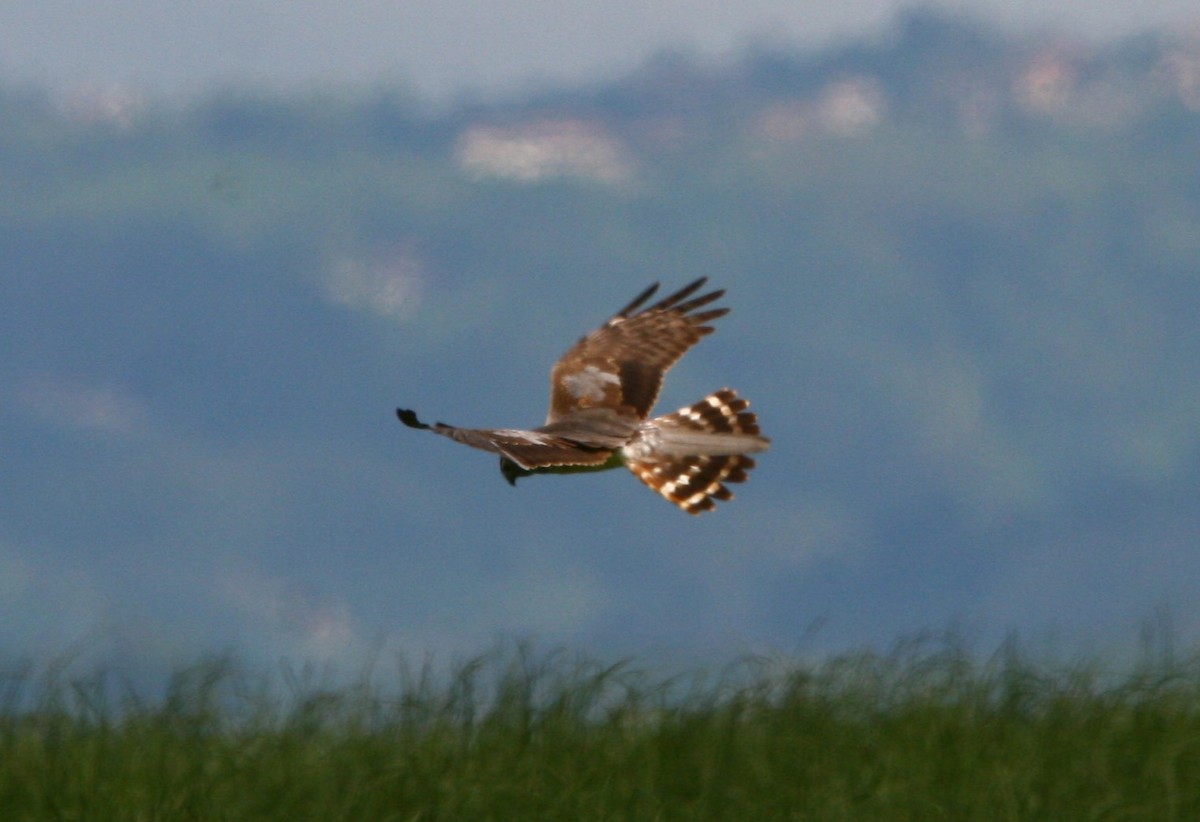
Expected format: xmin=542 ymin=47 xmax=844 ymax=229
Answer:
xmin=1 ymin=636 xmax=1199 ymax=820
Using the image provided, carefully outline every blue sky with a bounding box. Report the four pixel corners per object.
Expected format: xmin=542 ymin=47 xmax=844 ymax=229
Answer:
xmin=1 ymin=1 xmax=1198 ymax=99
xmin=3 ymin=3 xmax=1200 ymax=685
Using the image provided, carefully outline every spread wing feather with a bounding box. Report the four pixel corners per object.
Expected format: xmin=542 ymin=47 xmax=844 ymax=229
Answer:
xmin=546 ymin=277 xmax=727 ymax=423
xmin=396 ymin=408 xmax=622 ymax=471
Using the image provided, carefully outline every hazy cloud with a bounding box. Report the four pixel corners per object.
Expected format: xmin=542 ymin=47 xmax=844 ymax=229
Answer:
xmin=11 ymin=375 xmax=147 ymax=434
xmin=0 ymin=2 xmax=1197 ymax=100
xmin=324 ymin=245 xmax=425 ymax=319
xmin=217 ymin=562 xmax=370 ymax=665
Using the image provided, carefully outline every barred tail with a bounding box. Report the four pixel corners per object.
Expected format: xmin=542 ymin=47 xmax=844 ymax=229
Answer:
xmin=624 ymin=389 xmax=769 ymax=514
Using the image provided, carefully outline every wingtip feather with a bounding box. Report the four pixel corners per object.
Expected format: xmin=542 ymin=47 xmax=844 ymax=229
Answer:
xmin=617 ymin=282 xmax=661 ymax=317
xmin=396 ymin=408 xmax=431 ymax=430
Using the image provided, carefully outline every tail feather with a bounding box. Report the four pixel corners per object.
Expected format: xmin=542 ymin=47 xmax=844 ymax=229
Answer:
xmin=624 ymin=389 xmax=769 ymax=514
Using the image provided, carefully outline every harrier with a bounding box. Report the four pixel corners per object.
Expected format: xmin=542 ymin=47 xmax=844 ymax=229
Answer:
xmin=397 ymin=278 xmax=769 ymax=513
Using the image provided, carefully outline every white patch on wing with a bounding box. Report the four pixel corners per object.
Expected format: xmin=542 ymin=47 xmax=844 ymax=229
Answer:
xmin=493 ymin=429 xmax=553 ymax=443
xmin=560 ymin=364 xmax=620 ymax=402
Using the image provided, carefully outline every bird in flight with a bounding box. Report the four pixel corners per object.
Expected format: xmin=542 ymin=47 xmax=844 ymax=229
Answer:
xmin=396 ymin=278 xmax=769 ymax=513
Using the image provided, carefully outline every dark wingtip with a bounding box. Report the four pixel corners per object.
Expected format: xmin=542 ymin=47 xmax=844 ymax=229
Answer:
xmin=396 ymin=408 xmax=430 ymax=430
xmin=654 ymin=278 xmax=724 ymax=314
xmin=616 ymin=281 xmax=661 ymax=318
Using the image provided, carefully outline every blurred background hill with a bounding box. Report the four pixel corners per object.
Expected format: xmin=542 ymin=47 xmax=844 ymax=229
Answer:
xmin=2 ymin=9 xmax=1200 ymax=681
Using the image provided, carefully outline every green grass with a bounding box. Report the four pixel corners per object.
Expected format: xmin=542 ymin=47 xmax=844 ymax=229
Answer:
xmin=2 ymin=637 xmax=1199 ymax=820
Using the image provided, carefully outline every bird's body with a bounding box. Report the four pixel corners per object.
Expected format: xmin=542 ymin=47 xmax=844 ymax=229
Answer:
xmin=397 ymin=278 xmax=769 ymax=514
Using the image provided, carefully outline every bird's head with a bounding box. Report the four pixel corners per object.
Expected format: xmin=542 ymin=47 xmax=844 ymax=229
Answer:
xmin=499 ymin=457 xmax=533 ymax=486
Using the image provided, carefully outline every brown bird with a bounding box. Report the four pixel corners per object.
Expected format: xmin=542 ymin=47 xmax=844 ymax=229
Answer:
xmin=397 ymin=278 xmax=769 ymax=513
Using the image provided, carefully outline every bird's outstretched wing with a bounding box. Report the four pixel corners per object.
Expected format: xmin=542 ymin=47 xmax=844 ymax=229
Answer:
xmin=396 ymin=407 xmax=630 ymax=471
xmin=546 ymin=277 xmax=727 ymax=424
